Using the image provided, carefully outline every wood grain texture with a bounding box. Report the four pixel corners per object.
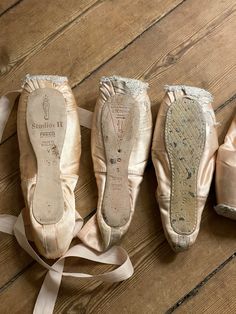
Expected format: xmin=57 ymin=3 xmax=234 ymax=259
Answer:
xmin=0 ymin=0 xmax=183 ymax=289
xmin=174 ymin=256 xmax=236 ymax=313
xmin=0 ymin=0 xmax=98 ymax=75
xmin=1 ymin=171 xmax=236 ymax=313
xmin=0 ymin=0 xmax=183 ymax=94
xmin=0 ymin=0 xmax=236 ymax=312
xmin=55 ymin=0 xmax=236 ymax=311
xmin=74 ymin=0 xmax=236 ymax=114
xmin=0 ymin=0 xmax=21 ymax=17
xmin=72 ymin=0 xmax=236 ymax=230
xmin=0 ymin=134 xmax=31 ymax=287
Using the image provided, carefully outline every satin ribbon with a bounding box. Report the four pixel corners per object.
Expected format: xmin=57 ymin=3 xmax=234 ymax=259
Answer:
xmin=0 ymin=213 xmax=133 ymax=313
xmin=0 ymin=91 xmax=134 ymax=314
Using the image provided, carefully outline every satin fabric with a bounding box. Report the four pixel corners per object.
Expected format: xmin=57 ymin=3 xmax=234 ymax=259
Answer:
xmin=0 ymin=212 xmax=133 ymax=314
xmin=0 ymin=90 xmax=134 ymax=314
xmin=215 ymin=113 xmax=236 ymax=219
xmin=17 ymin=75 xmax=81 ymax=259
xmin=79 ymin=76 xmax=152 ymax=250
xmin=152 ymin=85 xmax=218 ymax=251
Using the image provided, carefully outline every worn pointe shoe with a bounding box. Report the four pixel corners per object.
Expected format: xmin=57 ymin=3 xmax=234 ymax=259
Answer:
xmin=91 ymin=76 xmax=152 ymax=250
xmin=215 ymin=114 xmax=236 ymax=219
xmin=17 ymin=75 xmax=81 ymax=259
xmin=152 ymin=85 xmax=218 ymax=252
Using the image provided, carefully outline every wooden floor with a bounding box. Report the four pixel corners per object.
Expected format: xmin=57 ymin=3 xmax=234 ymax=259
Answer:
xmin=0 ymin=0 xmax=236 ymax=313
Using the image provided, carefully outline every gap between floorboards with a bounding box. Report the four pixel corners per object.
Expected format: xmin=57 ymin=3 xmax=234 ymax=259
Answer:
xmin=1 ymin=0 xmax=234 ymax=298
xmin=0 ymin=0 xmax=23 ymax=19
xmin=166 ymin=252 xmax=236 ymax=313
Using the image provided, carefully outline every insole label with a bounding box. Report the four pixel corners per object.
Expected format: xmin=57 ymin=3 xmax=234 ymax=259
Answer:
xmin=110 ymin=100 xmax=131 ymax=140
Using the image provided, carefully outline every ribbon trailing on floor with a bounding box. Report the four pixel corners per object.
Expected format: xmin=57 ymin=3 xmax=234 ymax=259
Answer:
xmin=0 ymin=91 xmax=134 ymax=314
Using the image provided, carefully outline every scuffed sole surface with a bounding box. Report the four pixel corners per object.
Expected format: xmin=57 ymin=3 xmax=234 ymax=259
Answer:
xmin=165 ymin=97 xmax=206 ymax=234
xmin=101 ymin=94 xmax=139 ymax=228
xmin=26 ymin=88 xmax=67 ymax=225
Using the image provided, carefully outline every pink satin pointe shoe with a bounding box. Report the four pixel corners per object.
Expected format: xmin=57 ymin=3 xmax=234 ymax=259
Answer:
xmin=83 ymin=76 xmax=152 ymax=250
xmin=152 ymin=85 xmax=218 ymax=252
xmin=17 ymin=75 xmax=81 ymax=259
xmin=215 ymin=113 xmax=236 ymax=219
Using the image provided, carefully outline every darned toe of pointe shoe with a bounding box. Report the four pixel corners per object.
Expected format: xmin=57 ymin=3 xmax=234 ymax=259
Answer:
xmin=215 ymin=204 xmax=236 ymax=220
xmin=33 ymin=224 xmax=73 ymax=259
xmin=98 ymin=215 xmax=124 ymax=251
xmin=167 ymin=233 xmax=196 ymax=253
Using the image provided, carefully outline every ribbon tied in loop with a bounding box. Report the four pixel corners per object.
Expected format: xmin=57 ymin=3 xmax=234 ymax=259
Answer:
xmin=0 ymin=91 xmax=134 ymax=314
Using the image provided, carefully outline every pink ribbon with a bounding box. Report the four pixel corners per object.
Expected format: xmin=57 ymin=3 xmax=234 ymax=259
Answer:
xmin=0 ymin=91 xmax=134 ymax=314
xmin=0 ymin=213 xmax=133 ymax=313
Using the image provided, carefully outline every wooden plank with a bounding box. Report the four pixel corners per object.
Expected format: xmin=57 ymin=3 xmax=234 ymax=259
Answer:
xmin=0 ymin=0 xmax=21 ymax=17
xmin=68 ymin=0 xmax=236 ymax=234
xmin=0 ymin=0 xmax=20 ymax=17
xmin=174 ymin=256 xmax=236 ymax=313
xmin=0 ymin=165 xmax=158 ymax=314
xmin=0 ymin=0 xmax=184 ymax=289
xmin=69 ymin=209 xmax=236 ymax=314
xmin=0 ymin=0 xmax=99 ymax=75
xmin=72 ymin=0 xmax=236 ymax=226
xmin=0 ymin=0 xmax=236 ymax=312
xmin=0 ymin=130 xmax=97 ymax=287
xmin=0 ymin=173 xmax=236 ymax=314
xmin=0 ymin=0 xmax=184 ymax=94
xmin=74 ymin=0 xmax=236 ymax=115
xmin=49 ymin=0 xmax=236 ymax=311
xmin=0 ymin=134 xmax=32 ymax=287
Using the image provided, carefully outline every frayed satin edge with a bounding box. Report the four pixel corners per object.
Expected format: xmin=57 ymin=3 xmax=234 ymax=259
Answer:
xmin=101 ymin=75 xmax=149 ymax=92
xmin=164 ymin=84 xmax=217 ymax=127
xmin=22 ymin=74 xmax=68 ymax=87
xmin=215 ymin=204 xmax=236 ymax=220
xmin=164 ymin=85 xmax=213 ymax=104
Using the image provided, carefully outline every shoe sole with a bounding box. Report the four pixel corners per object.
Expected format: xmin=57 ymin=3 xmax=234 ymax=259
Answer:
xmin=26 ymin=88 xmax=67 ymax=224
xmin=101 ymin=93 xmax=139 ymax=228
xmin=165 ymin=97 xmax=206 ymax=234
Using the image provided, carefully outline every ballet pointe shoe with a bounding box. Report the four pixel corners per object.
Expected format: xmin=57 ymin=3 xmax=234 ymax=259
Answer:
xmin=152 ymin=85 xmax=218 ymax=252
xmin=18 ymin=75 xmax=81 ymax=259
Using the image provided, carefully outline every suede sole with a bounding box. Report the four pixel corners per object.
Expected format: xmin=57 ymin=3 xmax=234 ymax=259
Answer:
xmin=26 ymin=88 xmax=67 ymax=225
xmin=101 ymin=93 xmax=139 ymax=228
xmin=165 ymin=97 xmax=206 ymax=234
